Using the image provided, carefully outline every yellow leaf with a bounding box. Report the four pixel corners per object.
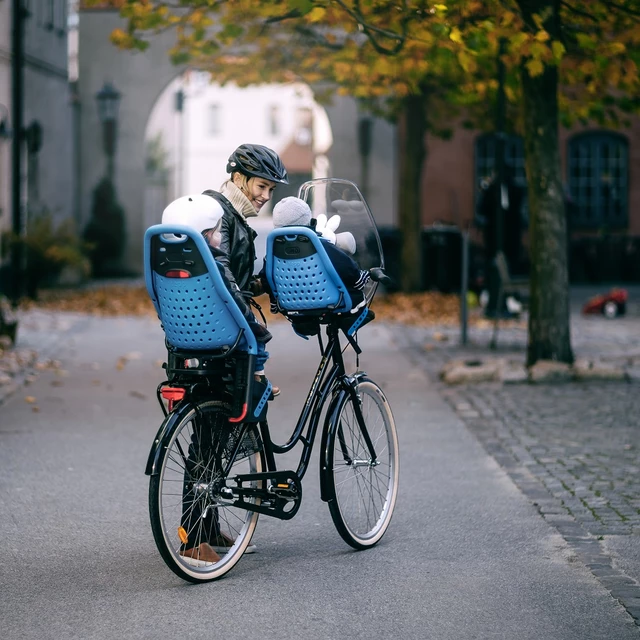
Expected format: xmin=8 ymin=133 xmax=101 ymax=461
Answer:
xmin=502 ymin=11 xmax=515 ymax=26
xmin=604 ymin=42 xmax=626 ymax=55
xmin=24 ymin=396 xmax=36 ymax=404
xmin=535 ymin=30 xmax=550 ymax=42
xmin=551 ymin=41 xmax=565 ymax=62
xmin=307 ymin=7 xmax=326 ymax=23
xmin=449 ymin=27 xmax=462 ymax=44
xmin=434 ymin=4 xmax=447 ymax=11
xmin=526 ymin=58 xmax=544 ymax=77
xmin=607 ymin=65 xmax=621 ymax=87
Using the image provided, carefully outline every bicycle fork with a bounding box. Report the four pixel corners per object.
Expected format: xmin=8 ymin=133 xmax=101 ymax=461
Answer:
xmin=319 ymin=375 xmax=379 ymax=502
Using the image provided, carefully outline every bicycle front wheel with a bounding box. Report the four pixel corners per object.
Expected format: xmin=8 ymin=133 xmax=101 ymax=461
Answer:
xmin=326 ymin=377 xmax=399 ymax=549
xmin=149 ymin=400 xmax=264 ymax=583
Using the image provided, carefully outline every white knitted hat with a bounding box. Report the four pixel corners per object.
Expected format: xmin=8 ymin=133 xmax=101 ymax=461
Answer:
xmin=273 ymin=197 xmax=312 ymax=228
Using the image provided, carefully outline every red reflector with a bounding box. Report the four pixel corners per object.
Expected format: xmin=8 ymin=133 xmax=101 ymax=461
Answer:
xmin=161 ymin=387 xmax=186 ymax=401
xmin=165 ymin=270 xmax=191 ymax=278
xmin=229 ymin=403 xmax=248 ymax=423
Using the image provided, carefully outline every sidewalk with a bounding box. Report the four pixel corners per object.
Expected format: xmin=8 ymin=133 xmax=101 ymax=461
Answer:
xmin=392 ymin=286 xmax=640 ymax=626
xmin=2 ymin=284 xmax=640 ymax=627
xmin=0 ymin=309 xmax=90 ymax=407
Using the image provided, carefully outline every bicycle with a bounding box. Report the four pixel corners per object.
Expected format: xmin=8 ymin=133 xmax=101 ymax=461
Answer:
xmin=143 ymin=179 xmax=399 ymax=583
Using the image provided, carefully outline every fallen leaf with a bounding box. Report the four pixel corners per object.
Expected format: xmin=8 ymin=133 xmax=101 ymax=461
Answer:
xmin=32 ymin=406 xmax=40 ymax=413
xmin=24 ymin=396 xmax=36 ymax=404
xmin=129 ymin=390 xmax=147 ymax=400
xmin=51 ymin=380 xmax=64 ymax=387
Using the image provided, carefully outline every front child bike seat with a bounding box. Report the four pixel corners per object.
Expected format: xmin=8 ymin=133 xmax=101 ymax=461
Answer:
xmin=265 ymin=226 xmax=353 ymax=315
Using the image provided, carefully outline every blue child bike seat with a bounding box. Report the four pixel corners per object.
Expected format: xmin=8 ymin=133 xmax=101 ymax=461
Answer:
xmin=143 ymin=224 xmax=257 ymax=355
xmin=265 ymin=226 xmax=353 ymax=314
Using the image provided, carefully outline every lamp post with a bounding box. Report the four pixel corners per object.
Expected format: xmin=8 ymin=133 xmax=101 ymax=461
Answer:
xmin=95 ymin=82 xmax=121 ymax=183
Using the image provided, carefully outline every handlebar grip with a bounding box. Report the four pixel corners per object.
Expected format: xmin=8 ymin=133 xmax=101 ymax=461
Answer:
xmin=369 ymin=267 xmax=393 ymax=287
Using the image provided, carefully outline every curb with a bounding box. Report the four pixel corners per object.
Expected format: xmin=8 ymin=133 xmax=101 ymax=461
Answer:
xmin=440 ymin=357 xmax=640 ymax=385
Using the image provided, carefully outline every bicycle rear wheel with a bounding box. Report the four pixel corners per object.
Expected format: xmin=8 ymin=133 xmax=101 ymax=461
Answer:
xmin=326 ymin=377 xmax=399 ymax=549
xmin=149 ymin=400 xmax=264 ymax=583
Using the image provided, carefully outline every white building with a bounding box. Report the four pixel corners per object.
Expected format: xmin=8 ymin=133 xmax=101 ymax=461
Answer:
xmin=144 ymin=73 xmax=333 ymax=216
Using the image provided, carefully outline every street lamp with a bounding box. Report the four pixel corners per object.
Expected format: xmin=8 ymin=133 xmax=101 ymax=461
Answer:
xmin=95 ymin=82 xmax=121 ymax=182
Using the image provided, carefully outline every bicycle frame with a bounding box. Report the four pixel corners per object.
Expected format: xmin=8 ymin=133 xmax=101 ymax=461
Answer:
xmin=146 ymin=318 xmax=379 ymax=514
xmin=259 ymin=319 xmax=379 ymax=487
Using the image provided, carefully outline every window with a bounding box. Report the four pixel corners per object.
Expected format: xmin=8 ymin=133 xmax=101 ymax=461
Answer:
xmin=57 ymin=0 xmax=67 ymax=35
xmin=208 ymin=104 xmax=220 ymax=136
xmin=268 ymin=105 xmax=280 ymax=136
xmin=294 ymin=107 xmax=313 ymax=145
xmin=474 ymin=133 xmax=526 ymax=191
xmin=46 ymin=0 xmax=54 ymax=30
xmin=567 ymin=132 xmax=628 ymax=229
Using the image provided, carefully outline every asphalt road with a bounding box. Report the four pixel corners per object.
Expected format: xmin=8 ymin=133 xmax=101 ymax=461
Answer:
xmin=1 ymin=315 xmax=638 ymax=639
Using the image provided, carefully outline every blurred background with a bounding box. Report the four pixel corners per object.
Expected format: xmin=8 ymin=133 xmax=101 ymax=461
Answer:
xmin=0 ymin=1 xmax=638 ymax=303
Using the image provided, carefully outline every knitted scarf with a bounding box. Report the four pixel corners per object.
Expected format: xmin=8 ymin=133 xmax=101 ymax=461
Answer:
xmin=219 ymin=180 xmax=257 ymax=219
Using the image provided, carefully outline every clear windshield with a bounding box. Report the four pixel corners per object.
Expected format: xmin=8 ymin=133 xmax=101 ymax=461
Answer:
xmin=298 ymin=178 xmax=384 ymax=304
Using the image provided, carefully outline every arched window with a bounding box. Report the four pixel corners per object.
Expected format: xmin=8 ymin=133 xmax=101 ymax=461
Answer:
xmin=567 ymin=132 xmax=628 ymax=229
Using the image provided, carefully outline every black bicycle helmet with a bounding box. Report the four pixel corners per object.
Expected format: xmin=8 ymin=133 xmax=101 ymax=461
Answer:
xmin=226 ymin=144 xmax=289 ymax=184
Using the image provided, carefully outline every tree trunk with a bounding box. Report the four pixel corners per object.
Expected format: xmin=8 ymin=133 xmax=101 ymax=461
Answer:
xmin=518 ymin=0 xmax=573 ymax=366
xmin=397 ymin=92 xmax=427 ymax=292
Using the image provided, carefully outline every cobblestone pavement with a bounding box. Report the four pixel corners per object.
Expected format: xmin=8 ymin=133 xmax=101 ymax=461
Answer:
xmin=394 ymin=299 xmax=640 ymax=626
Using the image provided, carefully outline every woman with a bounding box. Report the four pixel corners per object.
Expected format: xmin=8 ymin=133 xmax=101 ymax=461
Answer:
xmin=203 ymin=143 xmax=288 ymax=395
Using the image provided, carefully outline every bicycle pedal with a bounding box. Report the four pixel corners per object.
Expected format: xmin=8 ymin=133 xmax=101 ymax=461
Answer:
xmin=268 ymin=481 xmax=298 ymax=500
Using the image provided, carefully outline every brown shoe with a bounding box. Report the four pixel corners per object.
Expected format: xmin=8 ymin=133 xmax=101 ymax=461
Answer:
xmin=179 ymin=542 xmax=220 ymax=564
xmin=211 ymin=532 xmax=257 ymax=554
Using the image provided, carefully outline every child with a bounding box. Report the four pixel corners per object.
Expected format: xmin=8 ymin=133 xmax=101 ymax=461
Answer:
xmin=162 ymin=194 xmax=272 ymax=345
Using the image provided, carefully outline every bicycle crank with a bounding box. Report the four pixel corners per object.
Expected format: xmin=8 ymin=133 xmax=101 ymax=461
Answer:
xmin=230 ymin=470 xmax=303 ymax=520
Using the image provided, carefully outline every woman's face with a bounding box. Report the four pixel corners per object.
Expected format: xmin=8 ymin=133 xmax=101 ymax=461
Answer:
xmin=245 ymin=177 xmax=277 ymax=212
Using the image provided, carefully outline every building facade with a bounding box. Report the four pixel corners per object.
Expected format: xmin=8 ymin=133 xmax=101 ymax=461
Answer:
xmin=0 ymin=0 xmax=75 ymax=254
xmin=422 ymin=119 xmax=640 ymax=283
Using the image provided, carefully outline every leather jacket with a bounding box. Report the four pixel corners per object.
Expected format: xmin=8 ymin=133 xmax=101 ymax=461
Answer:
xmin=202 ymin=190 xmax=257 ymax=316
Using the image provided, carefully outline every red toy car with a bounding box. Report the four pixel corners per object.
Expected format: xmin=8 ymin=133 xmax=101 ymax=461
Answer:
xmin=582 ymin=288 xmax=628 ymax=318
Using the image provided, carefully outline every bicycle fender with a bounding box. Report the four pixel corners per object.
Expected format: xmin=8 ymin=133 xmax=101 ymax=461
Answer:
xmin=319 ymin=372 xmax=370 ymax=502
xmin=145 ymin=401 xmax=196 ymax=476
xmin=318 ymin=388 xmax=347 ymax=502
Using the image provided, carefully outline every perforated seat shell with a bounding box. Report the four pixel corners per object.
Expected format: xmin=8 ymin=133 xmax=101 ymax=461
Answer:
xmin=153 ymin=272 xmax=248 ymax=350
xmin=265 ymin=227 xmax=352 ymax=313
xmin=144 ymin=224 xmax=257 ymax=354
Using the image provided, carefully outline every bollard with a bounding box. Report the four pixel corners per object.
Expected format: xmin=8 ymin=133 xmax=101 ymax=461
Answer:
xmin=460 ymin=230 xmax=469 ymax=345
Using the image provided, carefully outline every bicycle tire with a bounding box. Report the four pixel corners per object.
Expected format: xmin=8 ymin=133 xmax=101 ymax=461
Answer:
xmin=326 ymin=377 xmax=399 ymax=549
xmin=149 ymin=400 xmax=264 ymax=583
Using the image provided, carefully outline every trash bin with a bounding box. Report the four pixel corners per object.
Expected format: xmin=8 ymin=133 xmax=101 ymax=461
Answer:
xmin=422 ymin=225 xmax=462 ymax=293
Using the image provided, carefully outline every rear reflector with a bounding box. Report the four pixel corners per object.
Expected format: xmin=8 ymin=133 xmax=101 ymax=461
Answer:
xmin=165 ymin=269 xmax=191 ymax=278
xmin=161 ymin=387 xmax=186 ymax=401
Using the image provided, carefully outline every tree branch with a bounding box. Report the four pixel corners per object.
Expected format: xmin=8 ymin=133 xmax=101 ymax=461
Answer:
xmin=292 ymin=25 xmax=344 ymax=51
xmin=335 ymin=0 xmax=407 ymax=55
xmin=559 ymin=1 xmax=598 ymax=22
xmin=599 ymin=0 xmax=640 ymax=18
